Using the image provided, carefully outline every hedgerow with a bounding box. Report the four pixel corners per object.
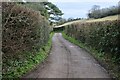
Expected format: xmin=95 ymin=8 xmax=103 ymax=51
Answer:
xmin=65 ymin=20 xmax=120 ymax=64
xmin=2 ymin=2 xmax=50 ymax=77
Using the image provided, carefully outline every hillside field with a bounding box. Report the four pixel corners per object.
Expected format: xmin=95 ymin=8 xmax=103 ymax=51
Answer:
xmin=55 ymin=15 xmax=119 ymax=28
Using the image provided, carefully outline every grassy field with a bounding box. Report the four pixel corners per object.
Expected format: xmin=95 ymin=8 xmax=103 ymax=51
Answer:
xmin=55 ymin=15 xmax=119 ymax=28
xmin=87 ymin=15 xmax=119 ymax=22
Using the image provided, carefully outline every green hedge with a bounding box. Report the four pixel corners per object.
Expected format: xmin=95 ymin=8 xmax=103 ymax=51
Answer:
xmin=2 ymin=2 xmax=50 ymax=77
xmin=65 ymin=20 xmax=120 ymax=64
xmin=2 ymin=2 xmax=50 ymax=55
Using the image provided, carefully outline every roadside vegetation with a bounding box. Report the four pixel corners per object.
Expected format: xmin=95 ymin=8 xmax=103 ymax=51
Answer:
xmin=63 ymin=18 xmax=120 ymax=79
xmin=3 ymin=32 xmax=54 ymax=78
xmin=63 ymin=31 xmax=120 ymax=80
xmin=60 ymin=3 xmax=120 ymax=79
xmin=2 ymin=2 xmax=62 ymax=78
xmin=2 ymin=1 xmax=120 ymax=79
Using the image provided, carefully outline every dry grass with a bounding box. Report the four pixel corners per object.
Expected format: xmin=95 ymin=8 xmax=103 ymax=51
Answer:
xmin=55 ymin=15 xmax=119 ymax=28
xmin=87 ymin=15 xmax=119 ymax=22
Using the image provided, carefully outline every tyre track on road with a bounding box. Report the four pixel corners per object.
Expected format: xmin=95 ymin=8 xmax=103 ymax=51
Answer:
xmin=23 ymin=33 xmax=111 ymax=79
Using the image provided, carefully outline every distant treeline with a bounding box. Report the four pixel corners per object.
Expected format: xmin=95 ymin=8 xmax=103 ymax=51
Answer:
xmin=88 ymin=4 xmax=120 ymax=19
xmin=67 ymin=18 xmax=82 ymax=22
xmin=57 ymin=18 xmax=82 ymax=25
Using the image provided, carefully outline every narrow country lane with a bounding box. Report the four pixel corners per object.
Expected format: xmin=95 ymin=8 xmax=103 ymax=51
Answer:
xmin=24 ymin=33 xmax=111 ymax=78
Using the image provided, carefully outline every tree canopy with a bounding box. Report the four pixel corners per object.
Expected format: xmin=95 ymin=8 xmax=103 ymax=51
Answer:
xmin=88 ymin=4 xmax=120 ymax=19
xmin=43 ymin=2 xmax=63 ymax=21
xmin=21 ymin=2 xmax=63 ymax=23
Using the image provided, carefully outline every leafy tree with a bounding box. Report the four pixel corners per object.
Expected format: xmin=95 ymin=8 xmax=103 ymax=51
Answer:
xmin=21 ymin=2 xmax=49 ymax=19
xmin=88 ymin=4 xmax=120 ymax=19
xmin=57 ymin=18 xmax=66 ymax=25
xmin=21 ymin=2 xmax=63 ymax=23
xmin=42 ymin=2 xmax=63 ymax=22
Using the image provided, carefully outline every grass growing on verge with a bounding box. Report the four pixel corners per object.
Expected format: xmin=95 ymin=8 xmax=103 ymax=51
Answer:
xmin=62 ymin=32 xmax=120 ymax=80
xmin=2 ymin=32 xmax=54 ymax=78
xmin=62 ymin=32 xmax=86 ymax=49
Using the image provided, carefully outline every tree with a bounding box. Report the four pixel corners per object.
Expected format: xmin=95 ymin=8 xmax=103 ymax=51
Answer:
xmin=87 ymin=4 xmax=120 ymax=19
xmin=89 ymin=5 xmax=100 ymax=13
xmin=88 ymin=5 xmax=101 ymax=19
xmin=22 ymin=2 xmax=63 ymax=23
xmin=58 ymin=18 xmax=66 ymax=25
xmin=43 ymin=2 xmax=63 ymax=22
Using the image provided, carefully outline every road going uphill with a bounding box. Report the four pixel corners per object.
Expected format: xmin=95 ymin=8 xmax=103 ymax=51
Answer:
xmin=24 ymin=33 xmax=111 ymax=79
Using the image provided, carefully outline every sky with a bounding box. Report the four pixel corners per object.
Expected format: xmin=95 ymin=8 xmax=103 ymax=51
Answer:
xmin=49 ymin=0 xmax=119 ymax=19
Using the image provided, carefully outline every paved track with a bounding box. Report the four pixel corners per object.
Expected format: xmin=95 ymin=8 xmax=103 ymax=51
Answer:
xmin=24 ymin=33 xmax=111 ymax=79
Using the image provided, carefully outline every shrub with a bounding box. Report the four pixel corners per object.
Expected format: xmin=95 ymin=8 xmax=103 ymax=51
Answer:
xmin=65 ymin=20 xmax=120 ymax=64
xmin=2 ymin=2 xmax=50 ymax=77
xmin=2 ymin=2 xmax=49 ymax=55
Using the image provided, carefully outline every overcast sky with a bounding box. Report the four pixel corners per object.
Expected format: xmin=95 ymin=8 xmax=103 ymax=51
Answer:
xmin=49 ymin=0 xmax=119 ymax=19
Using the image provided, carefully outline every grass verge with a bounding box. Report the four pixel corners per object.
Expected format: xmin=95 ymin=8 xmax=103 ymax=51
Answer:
xmin=62 ymin=32 xmax=120 ymax=80
xmin=2 ymin=32 xmax=54 ymax=78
